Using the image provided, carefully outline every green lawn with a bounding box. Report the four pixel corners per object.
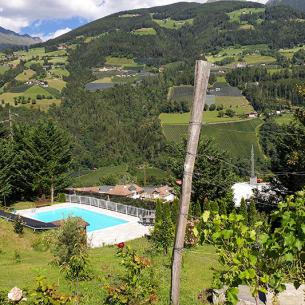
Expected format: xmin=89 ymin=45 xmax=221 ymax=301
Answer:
xmin=133 ymin=28 xmax=157 ymax=35
xmin=0 ymin=220 xmax=217 ymax=305
xmin=163 ymin=118 xmax=264 ymax=161
xmin=153 ymin=18 xmax=193 ymax=29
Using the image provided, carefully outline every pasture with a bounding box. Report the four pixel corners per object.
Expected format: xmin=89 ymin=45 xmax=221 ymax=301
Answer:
xmin=0 ymin=85 xmax=61 ymax=111
xmin=50 ymin=67 xmax=69 ymax=77
xmin=163 ymin=118 xmax=264 ymax=162
xmin=105 ymin=56 xmax=143 ymax=69
xmin=279 ymin=46 xmax=305 ymax=59
xmin=274 ymin=113 xmax=294 ymax=125
xmin=227 ymin=8 xmax=265 ymax=23
xmin=15 ymin=69 xmax=36 ymax=82
xmin=133 ymin=28 xmax=157 ymax=35
xmin=45 ymin=78 xmax=66 ymax=91
xmin=161 ymin=95 xmax=254 ymax=124
xmin=153 ymin=17 xmax=193 ymax=29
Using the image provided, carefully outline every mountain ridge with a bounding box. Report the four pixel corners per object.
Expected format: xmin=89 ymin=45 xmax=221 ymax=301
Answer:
xmin=0 ymin=26 xmax=41 ymax=50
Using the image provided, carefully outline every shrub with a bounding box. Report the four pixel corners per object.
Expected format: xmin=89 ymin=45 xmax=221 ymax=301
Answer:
xmin=53 ymin=217 xmax=91 ymax=280
xmin=225 ymin=109 xmax=235 ymax=117
xmin=14 ymin=216 xmax=24 ymax=235
xmin=104 ymin=245 xmax=158 ymax=305
xmin=209 ymin=104 xmax=216 ymax=111
xmin=28 ymin=276 xmax=73 ymax=305
xmin=57 ymin=193 xmax=66 ymax=203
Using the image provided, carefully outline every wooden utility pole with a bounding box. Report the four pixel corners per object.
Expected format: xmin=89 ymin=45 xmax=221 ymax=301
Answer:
xmin=170 ymin=60 xmax=211 ymax=305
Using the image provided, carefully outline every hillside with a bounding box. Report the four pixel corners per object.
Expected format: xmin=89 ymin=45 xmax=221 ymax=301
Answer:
xmin=1 ymin=0 xmax=304 ymax=173
xmin=267 ymin=0 xmax=305 ymax=12
xmin=0 ymin=26 xmax=41 ymax=50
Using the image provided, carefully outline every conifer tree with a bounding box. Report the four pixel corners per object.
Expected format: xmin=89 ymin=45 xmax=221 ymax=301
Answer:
xmin=248 ymin=199 xmax=257 ymax=226
xmin=0 ymin=140 xmax=13 ymax=205
xmin=191 ymin=200 xmax=202 ymax=217
xmin=21 ymin=120 xmax=72 ymax=202
xmin=239 ymin=197 xmax=248 ymax=223
xmin=202 ymin=198 xmax=210 ymax=211
xmin=152 ymin=203 xmax=174 ymax=255
xmin=170 ymin=198 xmax=179 ymax=224
xmin=210 ymin=200 xmax=219 ymax=213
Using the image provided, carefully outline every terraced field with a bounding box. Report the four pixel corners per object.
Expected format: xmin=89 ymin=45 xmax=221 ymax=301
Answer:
xmin=163 ymin=119 xmax=263 ymax=161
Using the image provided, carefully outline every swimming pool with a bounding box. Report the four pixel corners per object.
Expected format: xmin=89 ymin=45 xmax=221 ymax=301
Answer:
xmin=31 ymin=206 xmax=128 ymax=232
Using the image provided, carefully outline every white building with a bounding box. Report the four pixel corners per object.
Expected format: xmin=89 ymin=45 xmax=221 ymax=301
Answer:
xmin=232 ymin=181 xmax=270 ymax=207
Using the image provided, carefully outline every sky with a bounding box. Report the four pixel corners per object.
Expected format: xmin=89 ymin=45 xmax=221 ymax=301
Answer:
xmin=0 ymin=0 xmax=267 ymax=41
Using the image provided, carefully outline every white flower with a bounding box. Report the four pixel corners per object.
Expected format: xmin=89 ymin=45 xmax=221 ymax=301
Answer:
xmin=8 ymin=287 xmax=23 ymax=302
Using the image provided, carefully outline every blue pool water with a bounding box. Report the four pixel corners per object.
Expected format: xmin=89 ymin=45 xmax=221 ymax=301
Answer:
xmin=32 ymin=207 xmax=127 ymax=232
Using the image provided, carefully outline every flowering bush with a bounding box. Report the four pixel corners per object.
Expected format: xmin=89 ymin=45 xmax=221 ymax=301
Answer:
xmin=104 ymin=245 xmax=158 ymax=305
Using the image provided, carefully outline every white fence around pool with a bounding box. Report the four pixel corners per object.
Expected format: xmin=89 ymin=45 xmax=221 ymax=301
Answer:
xmin=65 ymin=194 xmax=155 ymax=218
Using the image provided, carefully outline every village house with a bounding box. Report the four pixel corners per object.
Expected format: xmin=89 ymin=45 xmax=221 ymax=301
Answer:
xmin=247 ymin=111 xmax=258 ymax=118
xmin=104 ymin=184 xmax=144 ymax=199
xmin=233 ymin=62 xmax=247 ymax=69
xmin=141 ymin=185 xmax=175 ymax=202
xmin=99 ymin=184 xmax=175 ymax=201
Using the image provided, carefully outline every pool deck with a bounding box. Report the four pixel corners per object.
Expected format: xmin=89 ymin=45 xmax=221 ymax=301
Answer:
xmin=17 ymin=203 xmax=152 ymax=248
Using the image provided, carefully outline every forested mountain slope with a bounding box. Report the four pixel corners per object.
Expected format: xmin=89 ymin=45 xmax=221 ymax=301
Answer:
xmin=267 ymin=0 xmax=305 ymax=12
xmin=2 ymin=1 xmax=304 ymax=171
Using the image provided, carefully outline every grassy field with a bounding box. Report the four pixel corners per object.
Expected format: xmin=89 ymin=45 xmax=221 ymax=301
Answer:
xmin=163 ymin=118 xmax=263 ymax=161
xmin=15 ymin=69 xmax=36 ymax=82
xmin=153 ymin=18 xmax=193 ymax=29
xmin=0 ymin=220 xmax=217 ymax=305
xmin=73 ymin=164 xmax=168 ymax=187
xmin=0 ymin=89 xmax=61 ymax=111
xmin=133 ymin=28 xmax=157 ymax=35
xmin=206 ymin=44 xmax=271 ymax=65
xmin=105 ymin=56 xmax=140 ymax=68
xmin=227 ymin=8 xmax=265 ymax=23
xmin=274 ymin=113 xmax=294 ymax=125
xmin=45 ymin=78 xmax=66 ymax=91
xmin=279 ymin=46 xmax=305 ymax=59
xmin=0 ymin=65 xmax=9 ymax=74
xmin=243 ymin=55 xmax=276 ymax=65
xmin=160 ymin=96 xmax=254 ymax=124
xmin=51 ymin=67 xmax=69 ymax=77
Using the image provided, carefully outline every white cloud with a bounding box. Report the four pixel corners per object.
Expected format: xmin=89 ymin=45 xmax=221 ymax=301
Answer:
xmin=33 ymin=27 xmax=72 ymax=41
xmin=0 ymin=0 xmax=268 ymax=33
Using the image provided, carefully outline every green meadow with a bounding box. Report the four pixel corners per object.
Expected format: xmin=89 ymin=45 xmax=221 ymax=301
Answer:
xmin=153 ymin=17 xmax=193 ymax=29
